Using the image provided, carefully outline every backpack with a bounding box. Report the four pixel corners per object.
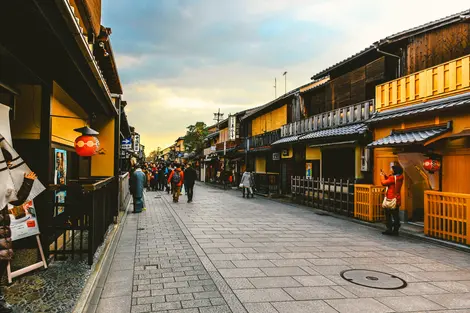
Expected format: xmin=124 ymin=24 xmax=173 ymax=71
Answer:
xmin=171 ymin=170 xmax=181 ymax=184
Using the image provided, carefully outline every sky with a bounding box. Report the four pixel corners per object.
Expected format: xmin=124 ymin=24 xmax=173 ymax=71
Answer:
xmin=102 ymin=0 xmax=469 ymax=152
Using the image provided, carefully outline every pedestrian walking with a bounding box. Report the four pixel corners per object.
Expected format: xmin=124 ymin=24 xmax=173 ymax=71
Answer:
xmin=0 ymin=148 xmax=36 ymax=313
xmin=168 ymin=164 xmax=184 ymax=203
xmin=184 ymin=164 xmax=197 ymax=203
xmin=240 ymin=168 xmax=255 ymax=198
xmin=381 ymin=162 xmax=404 ymax=236
xmin=130 ymin=164 xmax=146 ymax=213
xmin=158 ymin=166 xmax=166 ymax=191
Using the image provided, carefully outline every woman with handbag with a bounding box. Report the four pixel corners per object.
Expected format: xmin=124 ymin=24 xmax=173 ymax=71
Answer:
xmin=380 ymin=162 xmax=404 ymax=236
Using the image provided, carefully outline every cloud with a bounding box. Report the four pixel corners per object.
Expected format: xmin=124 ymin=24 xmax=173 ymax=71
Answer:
xmin=102 ymin=0 xmax=470 ymax=151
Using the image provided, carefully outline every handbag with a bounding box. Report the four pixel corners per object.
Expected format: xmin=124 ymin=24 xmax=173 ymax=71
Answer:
xmin=382 ymin=176 xmax=398 ymax=209
xmin=239 ymin=183 xmax=244 ymax=188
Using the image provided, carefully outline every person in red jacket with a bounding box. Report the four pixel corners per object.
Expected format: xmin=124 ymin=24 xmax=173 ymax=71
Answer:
xmin=380 ymin=162 xmax=404 ymax=236
xmin=168 ymin=164 xmax=184 ymax=203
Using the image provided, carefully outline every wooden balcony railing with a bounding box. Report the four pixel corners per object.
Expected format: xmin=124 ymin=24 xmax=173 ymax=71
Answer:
xmin=215 ymin=140 xmax=239 ymax=151
xmin=424 ymin=190 xmax=470 ymax=245
xmin=247 ymin=129 xmax=281 ymax=149
xmin=280 ymin=100 xmax=375 ymax=138
xmin=376 ymin=54 xmax=470 ymax=111
xmin=354 ymin=184 xmax=385 ymax=222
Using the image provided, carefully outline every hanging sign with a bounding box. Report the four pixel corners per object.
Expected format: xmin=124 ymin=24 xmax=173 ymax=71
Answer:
xmin=228 ymin=115 xmax=236 ymax=141
xmin=273 ymin=152 xmax=280 ymax=161
xmin=121 ymin=138 xmax=132 ymax=150
xmin=133 ymin=134 xmax=140 ymax=152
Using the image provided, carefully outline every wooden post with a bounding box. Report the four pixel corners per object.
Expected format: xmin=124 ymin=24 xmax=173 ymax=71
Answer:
xmin=333 ymin=179 xmax=337 ymax=213
xmin=7 ymin=235 xmax=48 ymax=284
xmin=368 ymin=185 xmax=373 ymax=221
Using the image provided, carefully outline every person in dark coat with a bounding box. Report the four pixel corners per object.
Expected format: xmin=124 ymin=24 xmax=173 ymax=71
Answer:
xmin=0 ymin=148 xmax=36 ymax=312
xmin=184 ymin=164 xmax=197 ymax=203
xmin=130 ymin=164 xmax=146 ymax=213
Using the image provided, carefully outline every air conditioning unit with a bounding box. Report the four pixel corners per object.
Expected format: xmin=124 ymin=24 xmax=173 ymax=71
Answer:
xmin=361 ymin=147 xmax=371 ymax=172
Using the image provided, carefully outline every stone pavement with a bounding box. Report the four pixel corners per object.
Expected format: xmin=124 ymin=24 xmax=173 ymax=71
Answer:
xmin=94 ymin=183 xmax=470 ymax=313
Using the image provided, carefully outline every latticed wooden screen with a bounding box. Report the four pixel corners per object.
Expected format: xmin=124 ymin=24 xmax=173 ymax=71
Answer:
xmin=354 ymin=184 xmax=385 ymax=222
xmin=424 ymin=191 xmax=470 ymax=245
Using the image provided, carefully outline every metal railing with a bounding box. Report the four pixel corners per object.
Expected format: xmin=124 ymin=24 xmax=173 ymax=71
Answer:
xmin=281 ymin=100 xmax=375 ymax=137
xmin=424 ymin=190 xmax=470 ymax=245
xmin=246 ymin=129 xmax=281 ymax=149
xmin=354 ymin=184 xmax=385 ymax=222
xmin=291 ymin=176 xmax=355 ymax=216
xmin=46 ymin=176 xmax=118 ymax=265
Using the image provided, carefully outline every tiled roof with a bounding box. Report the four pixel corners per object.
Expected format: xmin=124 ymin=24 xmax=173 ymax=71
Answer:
xmin=299 ymin=123 xmax=368 ymax=141
xmin=311 ymin=9 xmax=470 ymax=79
xmin=368 ymin=125 xmax=450 ymax=147
xmin=368 ymin=92 xmax=470 ymax=123
xmin=205 ymin=131 xmax=220 ymax=140
xmin=272 ymin=135 xmax=300 ymax=145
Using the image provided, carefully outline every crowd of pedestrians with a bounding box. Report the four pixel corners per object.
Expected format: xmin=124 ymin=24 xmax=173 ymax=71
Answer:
xmin=129 ymin=161 xmax=198 ymax=212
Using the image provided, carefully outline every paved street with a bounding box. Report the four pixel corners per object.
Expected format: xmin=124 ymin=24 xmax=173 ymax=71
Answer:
xmin=95 ymin=183 xmax=470 ymax=313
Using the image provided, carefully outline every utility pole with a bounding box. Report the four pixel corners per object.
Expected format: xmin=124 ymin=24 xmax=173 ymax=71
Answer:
xmin=274 ymin=78 xmax=277 ymax=99
xmin=283 ymin=71 xmax=287 ymax=94
xmin=213 ymin=108 xmax=224 ymax=130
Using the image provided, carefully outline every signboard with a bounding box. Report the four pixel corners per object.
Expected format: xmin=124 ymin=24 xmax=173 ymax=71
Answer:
xmin=272 ymin=152 xmax=280 ymax=161
xmin=306 ymin=163 xmax=312 ymax=178
xmin=54 ymin=149 xmax=67 ymax=215
xmin=8 ymin=200 xmax=40 ymax=241
xmin=228 ymin=115 xmax=236 ymax=141
xmin=282 ymin=149 xmax=289 ymax=157
xmin=133 ymin=134 xmax=140 ymax=152
xmin=210 ymin=145 xmax=216 ymax=151
xmin=121 ymin=138 xmax=132 ymax=150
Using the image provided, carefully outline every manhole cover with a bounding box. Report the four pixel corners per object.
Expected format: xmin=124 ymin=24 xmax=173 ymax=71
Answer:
xmin=340 ymin=269 xmax=407 ymax=290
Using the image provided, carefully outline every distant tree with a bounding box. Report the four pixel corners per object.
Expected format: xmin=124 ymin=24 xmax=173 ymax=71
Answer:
xmin=146 ymin=147 xmax=161 ymax=162
xmin=184 ymin=122 xmax=208 ymax=153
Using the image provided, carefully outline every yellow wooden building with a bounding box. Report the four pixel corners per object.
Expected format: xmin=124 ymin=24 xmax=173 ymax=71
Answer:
xmin=365 ymin=54 xmax=470 ymax=244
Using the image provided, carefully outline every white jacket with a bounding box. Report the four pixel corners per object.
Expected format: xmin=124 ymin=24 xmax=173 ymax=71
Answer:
xmin=240 ymin=172 xmax=254 ymax=188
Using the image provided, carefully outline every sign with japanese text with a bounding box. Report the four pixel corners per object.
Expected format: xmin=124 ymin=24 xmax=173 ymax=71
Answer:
xmin=133 ymin=134 xmax=140 ymax=152
xmin=228 ymin=115 xmax=236 ymax=140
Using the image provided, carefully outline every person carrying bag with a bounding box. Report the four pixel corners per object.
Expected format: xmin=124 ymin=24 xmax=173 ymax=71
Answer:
xmin=380 ymin=162 xmax=404 ymax=236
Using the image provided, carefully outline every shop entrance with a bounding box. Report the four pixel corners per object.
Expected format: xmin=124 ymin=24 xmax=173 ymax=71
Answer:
xmin=322 ymin=148 xmax=355 ymax=180
xmin=398 ymin=153 xmax=440 ymax=224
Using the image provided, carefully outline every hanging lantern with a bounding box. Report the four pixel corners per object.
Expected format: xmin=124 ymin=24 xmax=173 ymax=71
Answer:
xmin=423 ymin=158 xmax=441 ymax=174
xmin=74 ymin=126 xmax=100 ymax=157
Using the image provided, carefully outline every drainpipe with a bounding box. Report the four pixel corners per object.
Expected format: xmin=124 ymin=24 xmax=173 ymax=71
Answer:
xmin=375 ymin=45 xmax=402 ymax=78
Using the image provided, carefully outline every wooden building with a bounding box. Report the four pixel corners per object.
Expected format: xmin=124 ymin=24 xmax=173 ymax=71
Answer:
xmin=281 ymin=9 xmax=470 ymax=199
xmin=367 ymin=54 xmax=470 ymax=228
xmin=0 ymin=0 xmax=127 ymax=264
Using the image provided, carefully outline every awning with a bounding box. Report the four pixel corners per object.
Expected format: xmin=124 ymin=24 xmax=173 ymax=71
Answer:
xmin=368 ymin=124 xmax=451 ymax=148
xmin=367 ymin=92 xmax=470 ymax=123
xmin=449 ymin=128 xmax=470 ymax=140
xmin=299 ymin=123 xmax=368 ymax=141
xmin=272 ymin=135 xmax=299 ymax=145
xmin=205 ymin=131 xmax=220 ymax=140
xmin=309 ymin=140 xmax=357 ymax=148
xmin=249 ymin=146 xmax=272 ymax=153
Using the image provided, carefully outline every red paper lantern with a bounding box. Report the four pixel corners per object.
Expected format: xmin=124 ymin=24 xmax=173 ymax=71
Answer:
xmin=75 ymin=135 xmax=100 ymax=156
xmin=423 ymin=158 xmax=441 ymax=173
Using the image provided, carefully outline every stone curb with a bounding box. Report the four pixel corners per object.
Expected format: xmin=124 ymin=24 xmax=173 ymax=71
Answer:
xmin=72 ymin=202 xmax=131 ymax=313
